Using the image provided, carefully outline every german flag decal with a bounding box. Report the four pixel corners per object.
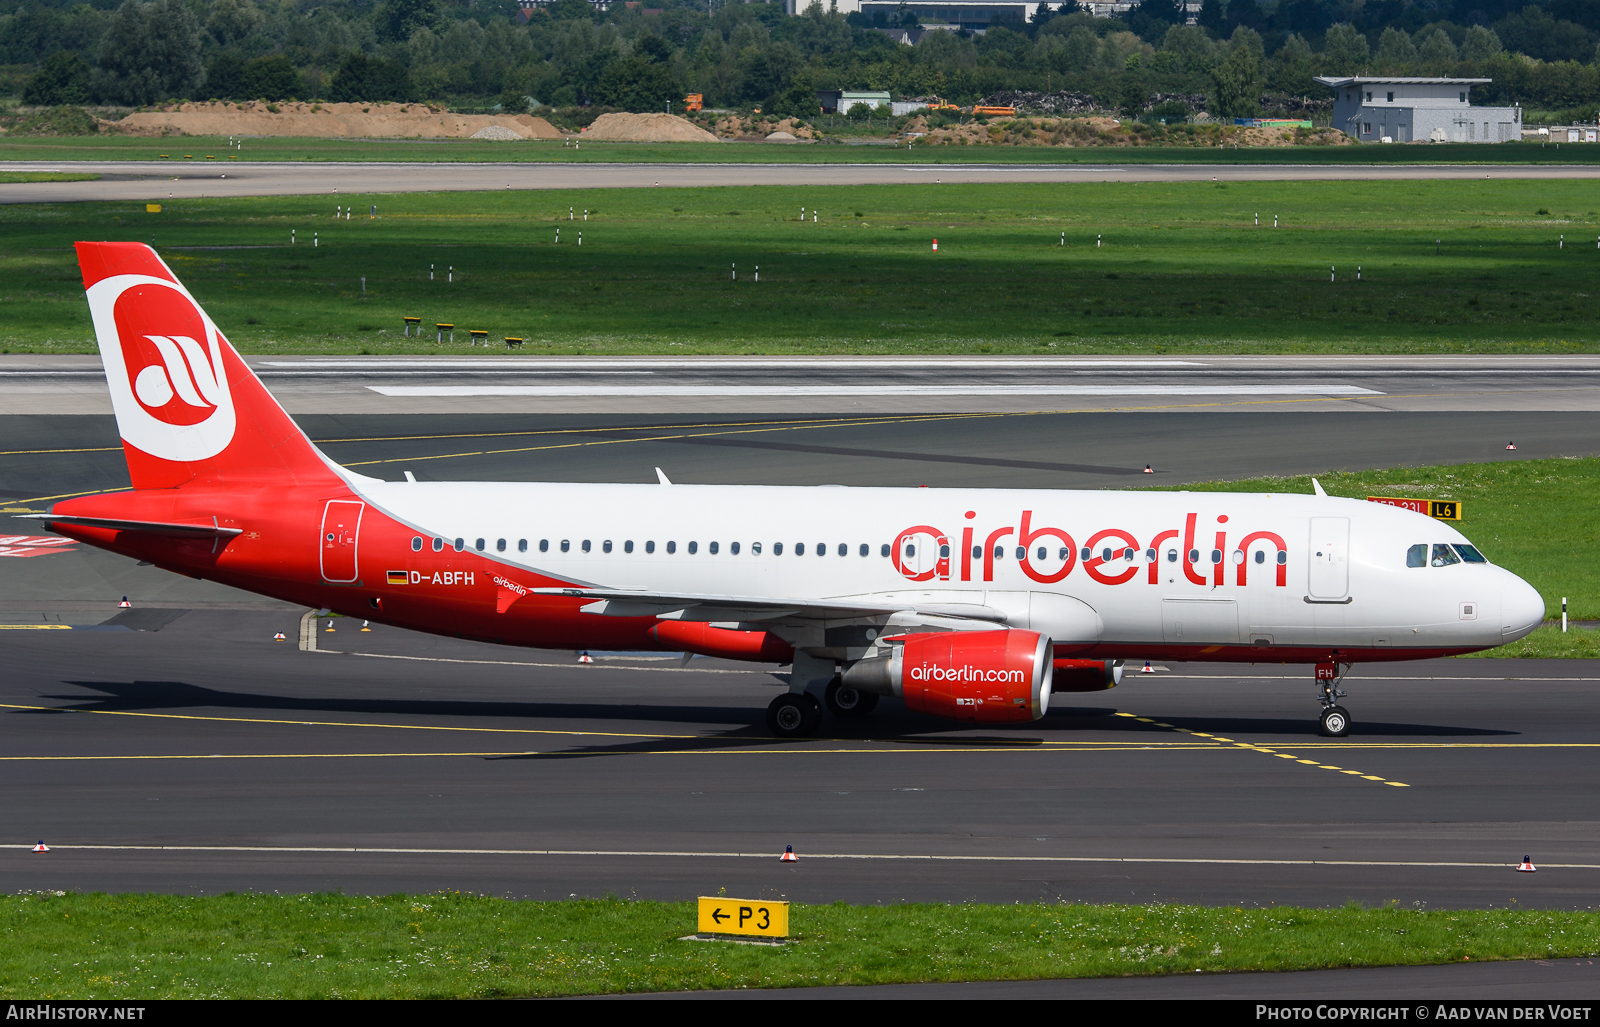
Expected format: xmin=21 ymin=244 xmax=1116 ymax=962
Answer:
xmin=386 ymin=570 xmax=409 ymax=585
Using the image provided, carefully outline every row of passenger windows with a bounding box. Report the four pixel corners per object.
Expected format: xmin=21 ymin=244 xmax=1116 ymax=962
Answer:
xmin=407 ymin=535 xmax=1290 ymax=566
xmin=1407 ymin=543 xmax=1487 ymax=568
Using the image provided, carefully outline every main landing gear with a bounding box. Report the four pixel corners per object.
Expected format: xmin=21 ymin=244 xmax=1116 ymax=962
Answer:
xmin=1316 ymin=661 xmax=1351 ymax=737
xmin=767 ymin=676 xmax=879 ymax=738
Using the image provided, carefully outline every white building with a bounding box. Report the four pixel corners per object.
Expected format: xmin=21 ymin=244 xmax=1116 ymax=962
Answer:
xmin=783 ymin=0 xmax=1197 ymax=31
xmin=1315 ymin=76 xmax=1521 ymax=143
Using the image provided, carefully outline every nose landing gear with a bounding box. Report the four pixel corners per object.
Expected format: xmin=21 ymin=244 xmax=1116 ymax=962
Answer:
xmin=1316 ymin=661 xmax=1350 ymax=737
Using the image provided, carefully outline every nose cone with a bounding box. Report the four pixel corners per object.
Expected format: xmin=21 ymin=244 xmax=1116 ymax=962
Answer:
xmin=1500 ymin=574 xmax=1545 ymax=643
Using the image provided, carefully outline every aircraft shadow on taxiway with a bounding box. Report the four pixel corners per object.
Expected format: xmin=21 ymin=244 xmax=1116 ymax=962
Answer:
xmin=38 ymin=681 xmax=1514 ymax=755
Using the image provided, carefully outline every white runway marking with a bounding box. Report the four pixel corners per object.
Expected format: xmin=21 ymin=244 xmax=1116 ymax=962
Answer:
xmin=368 ymin=384 xmax=1386 ymax=398
xmin=1 ymin=842 xmax=1587 ymax=870
xmin=262 ymin=359 xmax=1210 ymax=369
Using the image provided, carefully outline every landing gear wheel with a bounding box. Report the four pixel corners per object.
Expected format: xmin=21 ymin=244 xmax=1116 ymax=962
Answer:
xmin=1319 ymin=705 xmax=1351 ymax=738
xmin=767 ymin=693 xmax=821 ymax=738
xmin=825 ymin=676 xmax=878 ymax=719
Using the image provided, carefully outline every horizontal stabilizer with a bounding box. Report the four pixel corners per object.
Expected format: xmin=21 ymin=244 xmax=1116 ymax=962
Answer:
xmin=17 ymin=513 xmax=243 ymax=538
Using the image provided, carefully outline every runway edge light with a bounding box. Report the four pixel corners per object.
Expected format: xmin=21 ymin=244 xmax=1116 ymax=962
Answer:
xmin=1518 ymin=855 xmax=1536 ymax=872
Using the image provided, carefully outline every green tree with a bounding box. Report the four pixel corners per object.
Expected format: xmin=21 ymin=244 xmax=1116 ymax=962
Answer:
xmin=93 ymin=0 xmax=204 ymax=105
xmin=594 ymin=55 xmax=679 ymax=111
xmin=204 ymin=52 xmax=245 ymax=99
xmin=1265 ymin=31 xmax=1314 ymax=95
xmin=377 ymin=0 xmax=438 ymax=43
xmin=23 ymin=50 xmax=90 ymax=105
xmin=1375 ymin=27 xmax=1417 ymax=71
xmin=1460 ymin=25 xmax=1503 ymax=63
xmin=1321 ymin=23 xmax=1370 ymax=74
xmin=1417 ymin=28 xmax=1458 ymax=70
xmin=329 ymin=52 xmax=414 ymax=102
xmin=1210 ymin=42 xmax=1260 ymax=118
xmin=241 ymin=55 xmax=302 ymax=100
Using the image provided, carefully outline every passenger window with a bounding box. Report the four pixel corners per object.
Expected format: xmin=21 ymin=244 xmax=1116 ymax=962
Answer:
xmin=1061 ymin=547 xmax=1071 ymax=560
xmin=560 ymin=539 xmax=570 ymax=552
xmin=582 ymin=540 xmax=592 ymax=553
xmin=859 ymin=544 xmax=868 ymax=557
xmin=666 ymin=541 xmax=676 ymax=554
xmin=496 ymin=539 xmax=506 ymax=552
xmin=454 ymin=538 xmax=464 ymax=552
xmin=837 ymin=543 xmax=847 ymax=557
xmin=1431 ymin=544 xmax=1460 ymax=567
xmin=709 ymin=541 xmax=719 ymax=555
xmin=1039 ymin=547 xmax=1049 ymax=561
xmin=1101 ymin=547 xmax=1112 ymax=562
xmin=796 ymin=543 xmax=805 ymax=556
xmin=688 ymin=541 xmax=698 ymax=555
xmin=539 ymin=539 xmax=549 ymax=553
xmin=1188 ymin=549 xmax=1199 ymax=563
xmin=1015 ymin=546 xmax=1026 ymax=560
xmin=774 ymin=542 xmax=783 ymax=555
xmin=1080 ymin=547 xmax=1090 ymax=561
xmin=818 ymin=543 xmax=827 ymax=557
xmin=1124 ymin=548 xmax=1135 ymax=561
xmin=645 ymin=541 xmax=655 ymax=554
xmin=880 ymin=544 xmax=890 ymax=557
xmin=973 ymin=546 xmax=983 ymax=560
xmin=624 ymin=540 xmax=634 ymax=554
xmin=1146 ymin=548 xmax=1157 ymax=562
xmin=411 ymin=537 xmax=422 ymax=552
xmin=752 ymin=542 xmax=761 ymax=555
xmin=1453 ymin=544 xmax=1488 ymax=564
xmin=940 ymin=544 xmax=951 ymax=559
xmin=1407 ymin=543 xmax=1427 ymax=568
xmin=1210 ymin=549 xmax=1221 ymax=564
xmin=602 ymin=540 xmax=612 ymax=553
xmin=519 ymin=539 xmax=528 ymax=553
xmin=475 ymin=538 xmax=485 ymax=552
xmin=1276 ymin=551 xmax=1286 ymax=565
xmin=730 ymin=542 xmax=740 ymax=555
xmin=902 ymin=544 xmax=912 ymax=558
xmin=432 ymin=537 xmax=443 ymax=552
xmin=1254 ymin=550 xmax=1265 ymax=564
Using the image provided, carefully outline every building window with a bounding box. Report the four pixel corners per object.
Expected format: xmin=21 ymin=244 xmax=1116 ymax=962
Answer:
xmin=1363 ymin=123 xmax=1372 ymax=134
xmin=1386 ymin=91 xmax=1394 ymax=102
xmin=1459 ymin=92 xmax=1467 ymax=102
xmin=1365 ymin=91 xmax=1372 ymax=102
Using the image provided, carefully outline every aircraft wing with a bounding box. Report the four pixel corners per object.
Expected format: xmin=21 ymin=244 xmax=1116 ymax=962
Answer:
xmin=526 ymin=586 xmax=1007 ymax=625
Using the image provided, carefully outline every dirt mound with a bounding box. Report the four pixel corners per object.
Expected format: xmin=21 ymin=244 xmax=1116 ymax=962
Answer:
xmin=580 ymin=112 xmax=717 ymax=143
xmin=765 ymin=130 xmax=798 ymax=142
xmin=101 ymin=101 xmax=561 ymax=140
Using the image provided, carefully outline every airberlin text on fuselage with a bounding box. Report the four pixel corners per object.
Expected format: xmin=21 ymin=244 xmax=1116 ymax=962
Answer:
xmin=892 ymin=510 xmax=1290 ymax=587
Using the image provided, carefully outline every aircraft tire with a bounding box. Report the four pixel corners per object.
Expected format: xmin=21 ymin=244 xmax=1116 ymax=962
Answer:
xmin=825 ymin=676 xmax=879 ymax=718
xmin=767 ymin=693 xmax=821 ymax=738
xmin=1318 ymin=705 xmax=1351 ymax=738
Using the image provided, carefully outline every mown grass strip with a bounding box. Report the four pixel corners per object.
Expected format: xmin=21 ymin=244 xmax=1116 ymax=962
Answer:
xmin=2 ymin=892 xmax=1596 ymax=998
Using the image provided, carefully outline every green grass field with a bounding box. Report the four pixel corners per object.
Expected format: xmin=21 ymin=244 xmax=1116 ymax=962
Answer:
xmin=1157 ymin=455 xmax=1600 ymax=630
xmin=3 ymin=892 xmax=1595 ymax=998
xmin=5 ymin=134 xmax=1600 ymax=165
xmin=3 ymin=179 xmax=1598 ymax=354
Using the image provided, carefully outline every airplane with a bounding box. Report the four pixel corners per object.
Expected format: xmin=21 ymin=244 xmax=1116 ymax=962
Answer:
xmin=28 ymin=242 xmax=1546 ymax=740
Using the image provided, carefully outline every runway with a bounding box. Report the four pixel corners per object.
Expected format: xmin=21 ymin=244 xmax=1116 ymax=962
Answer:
xmin=5 ymin=609 xmax=1600 ymax=912
xmin=6 ymin=354 xmax=1600 ymax=415
xmin=3 ymin=159 xmax=1599 ymax=204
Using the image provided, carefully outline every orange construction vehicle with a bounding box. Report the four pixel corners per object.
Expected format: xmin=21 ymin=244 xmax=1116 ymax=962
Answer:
xmin=926 ymin=97 xmax=960 ymax=110
xmin=684 ymin=93 xmax=703 ymax=113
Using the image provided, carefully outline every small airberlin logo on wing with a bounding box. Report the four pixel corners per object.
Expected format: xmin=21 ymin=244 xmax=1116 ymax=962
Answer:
xmin=86 ymin=274 xmax=236 ymax=462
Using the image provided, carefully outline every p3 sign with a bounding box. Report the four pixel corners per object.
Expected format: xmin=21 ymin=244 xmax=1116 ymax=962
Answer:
xmin=697 ymin=897 xmax=789 ymax=938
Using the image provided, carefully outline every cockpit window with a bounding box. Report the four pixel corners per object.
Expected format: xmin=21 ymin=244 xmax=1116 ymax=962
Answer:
xmin=1453 ymin=544 xmax=1488 ymax=564
xmin=1407 ymin=544 xmax=1427 ymax=568
xmin=1431 ymin=543 xmax=1461 ymax=567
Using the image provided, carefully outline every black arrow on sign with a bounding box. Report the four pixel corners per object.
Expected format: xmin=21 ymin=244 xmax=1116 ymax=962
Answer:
xmin=711 ymin=908 xmax=728 ymax=924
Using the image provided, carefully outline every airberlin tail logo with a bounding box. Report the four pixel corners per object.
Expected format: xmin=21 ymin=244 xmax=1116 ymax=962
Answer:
xmin=86 ymin=274 xmax=236 ymax=462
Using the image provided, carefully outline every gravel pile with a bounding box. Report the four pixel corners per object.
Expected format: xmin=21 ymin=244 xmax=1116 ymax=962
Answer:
xmin=977 ymin=91 xmax=1101 ymax=115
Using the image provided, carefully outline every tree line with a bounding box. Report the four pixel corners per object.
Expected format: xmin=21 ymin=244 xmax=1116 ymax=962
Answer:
xmin=7 ymin=0 xmax=1600 ymax=119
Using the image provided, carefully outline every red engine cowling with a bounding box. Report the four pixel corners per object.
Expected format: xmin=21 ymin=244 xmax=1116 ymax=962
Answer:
xmin=842 ymin=629 xmax=1053 ymax=723
xmin=1051 ymin=659 xmax=1124 ymax=692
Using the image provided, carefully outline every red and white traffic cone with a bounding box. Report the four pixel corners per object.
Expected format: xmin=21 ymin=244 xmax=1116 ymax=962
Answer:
xmin=361 ymin=621 xmax=371 ymax=632
xmin=118 ymin=596 xmax=131 ymax=608
xmin=780 ymin=845 xmax=797 ymax=863
xmin=577 ymin=651 xmax=594 ymax=665
xmin=1517 ymin=855 xmax=1536 ymax=872
xmin=1140 ymin=661 xmax=1155 ymax=674
xmin=1506 ymin=442 xmax=1517 ymax=450
xmin=272 ymin=632 xmax=286 ymax=641
xmin=1143 ymin=464 xmax=1153 ymax=474
xmin=31 ymin=841 xmax=48 ymax=853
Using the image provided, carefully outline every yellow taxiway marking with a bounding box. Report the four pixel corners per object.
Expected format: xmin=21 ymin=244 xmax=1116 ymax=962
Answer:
xmin=0 ymin=702 xmax=693 ymax=740
xmin=1112 ymin=711 xmax=1411 ymax=787
xmin=0 ymin=624 xmax=73 ymax=630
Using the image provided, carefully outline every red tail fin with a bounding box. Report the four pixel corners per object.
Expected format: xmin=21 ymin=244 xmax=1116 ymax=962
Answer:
xmin=77 ymin=242 xmax=340 ymax=490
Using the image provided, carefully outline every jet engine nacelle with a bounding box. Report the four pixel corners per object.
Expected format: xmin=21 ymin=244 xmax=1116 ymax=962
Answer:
xmin=842 ymin=629 xmax=1053 ymax=723
xmin=1051 ymin=658 xmax=1123 ymax=692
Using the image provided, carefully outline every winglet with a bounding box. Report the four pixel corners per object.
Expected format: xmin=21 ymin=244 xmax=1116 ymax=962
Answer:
xmin=655 ymin=467 xmax=672 ymax=486
xmin=1311 ymin=477 xmax=1327 ymax=498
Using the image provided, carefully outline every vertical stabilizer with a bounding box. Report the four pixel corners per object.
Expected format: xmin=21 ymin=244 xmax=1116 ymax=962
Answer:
xmin=76 ymin=242 xmax=339 ymax=490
